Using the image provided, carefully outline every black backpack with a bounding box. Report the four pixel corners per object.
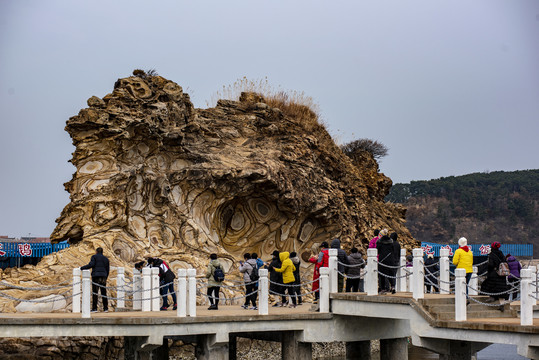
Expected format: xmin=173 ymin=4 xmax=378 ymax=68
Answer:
xmin=213 ymin=265 xmax=225 ymax=282
xmin=249 ymin=263 xmax=259 ymax=282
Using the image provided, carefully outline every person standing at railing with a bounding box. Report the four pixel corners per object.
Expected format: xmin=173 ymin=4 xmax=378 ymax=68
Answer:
xmin=368 ymin=229 xmax=380 ymax=249
xmin=205 ymin=253 xmax=225 ymax=310
xmin=331 ymin=238 xmax=349 ymax=292
xmin=345 ymin=247 xmax=365 ymax=292
xmin=290 ymin=251 xmax=302 ymax=305
xmin=453 ymin=237 xmax=473 ymax=294
xmin=267 ymin=250 xmax=286 ymax=307
xmin=376 ymin=229 xmax=396 ymax=294
xmin=308 ymin=241 xmax=329 ymax=304
xmin=273 ymin=252 xmax=297 ymax=308
xmin=239 ymin=253 xmax=258 ymax=310
xmin=80 ymin=247 xmax=110 ymax=313
xmin=148 ymin=257 xmax=177 ymax=311
xmin=506 ymin=254 xmax=521 ymax=301
xmin=424 ymin=254 xmax=439 ymax=293
xmin=481 ymin=242 xmax=510 ymax=303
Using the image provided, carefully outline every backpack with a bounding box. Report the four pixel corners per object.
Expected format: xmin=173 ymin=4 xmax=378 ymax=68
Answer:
xmin=249 ymin=262 xmax=259 ymax=282
xmin=213 ymin=265 xmax=225 ymax=282
xmin=496 ymin=262 xmax=510 ymax=277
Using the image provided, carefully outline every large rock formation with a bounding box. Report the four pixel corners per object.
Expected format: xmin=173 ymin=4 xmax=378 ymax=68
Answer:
xmin=0 ymin=71 xmax=416 ymax=313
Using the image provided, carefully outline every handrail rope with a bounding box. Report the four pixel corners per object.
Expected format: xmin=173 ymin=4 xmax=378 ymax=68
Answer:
xmin=424 ymin=276 xmax=441 ymax=289
xmin=92 ymin=291 xmax=166 ymax=302
xmin=0 ymin=279 xmax=73 ymax=291
xmin=465 ymin=294 xmax=509 ymax=307
xmin=465 ymin=283 xmax=518 ymax=296
xmin=375 ymin=261 xmax=404 ymax=269
xmin=336 ymin=260 xmax=366 ymax=268
xmin=336 ymin=271 xmax=364 ymax=280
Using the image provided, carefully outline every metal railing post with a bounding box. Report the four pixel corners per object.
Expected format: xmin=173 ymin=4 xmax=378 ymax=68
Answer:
xmin=133 ymin=268 xmax=141 ymax=310
xmin=259 ymin=268 xmax=269 ymax=315
xmin=81 ymin=269 xmax=91 ymax=318
xmin=328 ymin=248 xmax=338 ymax=293
xmin=319 ymin=267 xmax=330 ymax=313
xmin=72 ymin=268 xmax=81 ymax=313
xmin=396 ymin=249 xmax=407 ymax=292
xmin=529 ymin=266 xmax=537 ymax=302
xmin=455 ymin=268 xmax=466 ymax=321
xmin=187 ymin=268 xmax=197 ymax=317
xmin=142 ymin=267 xmax=151 ymax=312
xmin=468 ymin=266 xmax=478 ymax=296
xmin=151 ymin=267 xmax=160 ymax=311
xmin=412 ymin=248 xmax=424 ymax=300
xmin=366 ymin=248 xmax=378 ymax=296
xmin=520 ymin=269 xmax=533 ymax=326
xmin=177 ymin=269 xmax=187 ymax=317
xmin=116 ymin=267 xmax=125 ymax=309
xmin=439 ymin=248 xmax=450 ymax=294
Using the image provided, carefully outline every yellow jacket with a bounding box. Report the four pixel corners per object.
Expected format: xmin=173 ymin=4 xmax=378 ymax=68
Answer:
xmin=452 ymin=247 xmax=473 ymax=273
xmin=274 ymin=252 xmax=296 ymax=284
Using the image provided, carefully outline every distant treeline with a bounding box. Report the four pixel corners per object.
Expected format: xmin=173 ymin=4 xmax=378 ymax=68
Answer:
xmin=386 ymin=170 xmax=539 ymax=255
xmin=387 ymin=170 xmax=538 ymax=222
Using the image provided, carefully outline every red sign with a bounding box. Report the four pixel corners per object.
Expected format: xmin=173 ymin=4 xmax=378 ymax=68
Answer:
xmin=440 ymin=245 xmax=454 ymax=256
xmin=479 ymin=244 xmax=491 ymax=255
xmin=18 ymin=243 xmax=32 ymax=256
xmin=0 ymin=244 xmax=5 ymax=256
xmin=422 ymin=244 xmax=434 ymax=256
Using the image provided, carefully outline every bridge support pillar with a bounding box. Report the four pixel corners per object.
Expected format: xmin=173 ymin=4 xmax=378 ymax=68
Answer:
xmin=124 ymin=336 xmax=169 ymax=360
xmin=228 ymin=334 xmax=237 ymax=360
xmin=282 ymin=332 xmax=312 ymax=360
xmin=346 ymin=340 xmax=371 ymax=360
xmin=439 ymin=340 xmax=474 ymax=360
xmin=380 ymin=337 xmax=408 ymax=360
xmin=195 ymin=335 xmax=229 ymax=360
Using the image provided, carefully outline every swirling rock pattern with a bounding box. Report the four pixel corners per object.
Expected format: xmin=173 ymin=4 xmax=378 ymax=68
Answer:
xmin=0 ymin=72 xmax=417 ymax=314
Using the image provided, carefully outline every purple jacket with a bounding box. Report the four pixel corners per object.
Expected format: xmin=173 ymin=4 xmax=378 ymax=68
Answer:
xmin=506 ymin=255 xmax=521 ymax=279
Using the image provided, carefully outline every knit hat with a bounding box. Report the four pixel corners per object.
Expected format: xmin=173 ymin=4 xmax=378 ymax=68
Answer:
xmin=380 ymin=229 xmax=389 ymax=236
xmin=491 ymin=241 xmax=501 ymax=250
xmin=458 ymin=237 xmax=467 ymax=247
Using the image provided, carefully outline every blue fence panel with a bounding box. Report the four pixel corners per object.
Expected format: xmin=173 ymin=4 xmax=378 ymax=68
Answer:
xmin=421 ymin=242 xmax=533 ymax=257
xmin=0 ymin=241 xmax=70 ymax=258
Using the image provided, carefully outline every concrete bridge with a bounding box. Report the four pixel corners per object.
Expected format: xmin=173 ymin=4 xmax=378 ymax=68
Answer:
xmin=1 ymin=292 xmax=538 ymax=360
xmin=1 ymin=247 xmax=538 ymax=359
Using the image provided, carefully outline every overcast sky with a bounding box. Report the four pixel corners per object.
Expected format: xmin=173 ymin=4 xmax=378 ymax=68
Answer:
xmin=1 ymin=0 xmax=538 ymax=238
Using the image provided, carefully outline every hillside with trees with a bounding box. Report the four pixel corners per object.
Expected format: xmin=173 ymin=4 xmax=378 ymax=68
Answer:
xmin=386 ymin=170 xmax=539 ymax=256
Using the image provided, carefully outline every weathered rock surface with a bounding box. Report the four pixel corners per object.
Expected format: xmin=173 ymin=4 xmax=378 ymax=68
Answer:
xmin=0 ymin=71 xmax=416 ymax=312
xmin=0 ymin=71 xmax=418 ymax=358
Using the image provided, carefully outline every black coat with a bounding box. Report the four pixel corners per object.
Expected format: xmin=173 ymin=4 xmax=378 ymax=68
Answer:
xmin=377 ymin=236 xmax=397 ymax=266
xmin=376 ymin=236 xmax=396 ymax=277
xmin=81 ymin=253 xmax=110 ymax=278
xmin=152 ymin=258 xmax=176 ymax=284
xmin=267 ymin=256 xmax=283 ymax=292
xmin=480 ymin=248 xmax=509 ymax=299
